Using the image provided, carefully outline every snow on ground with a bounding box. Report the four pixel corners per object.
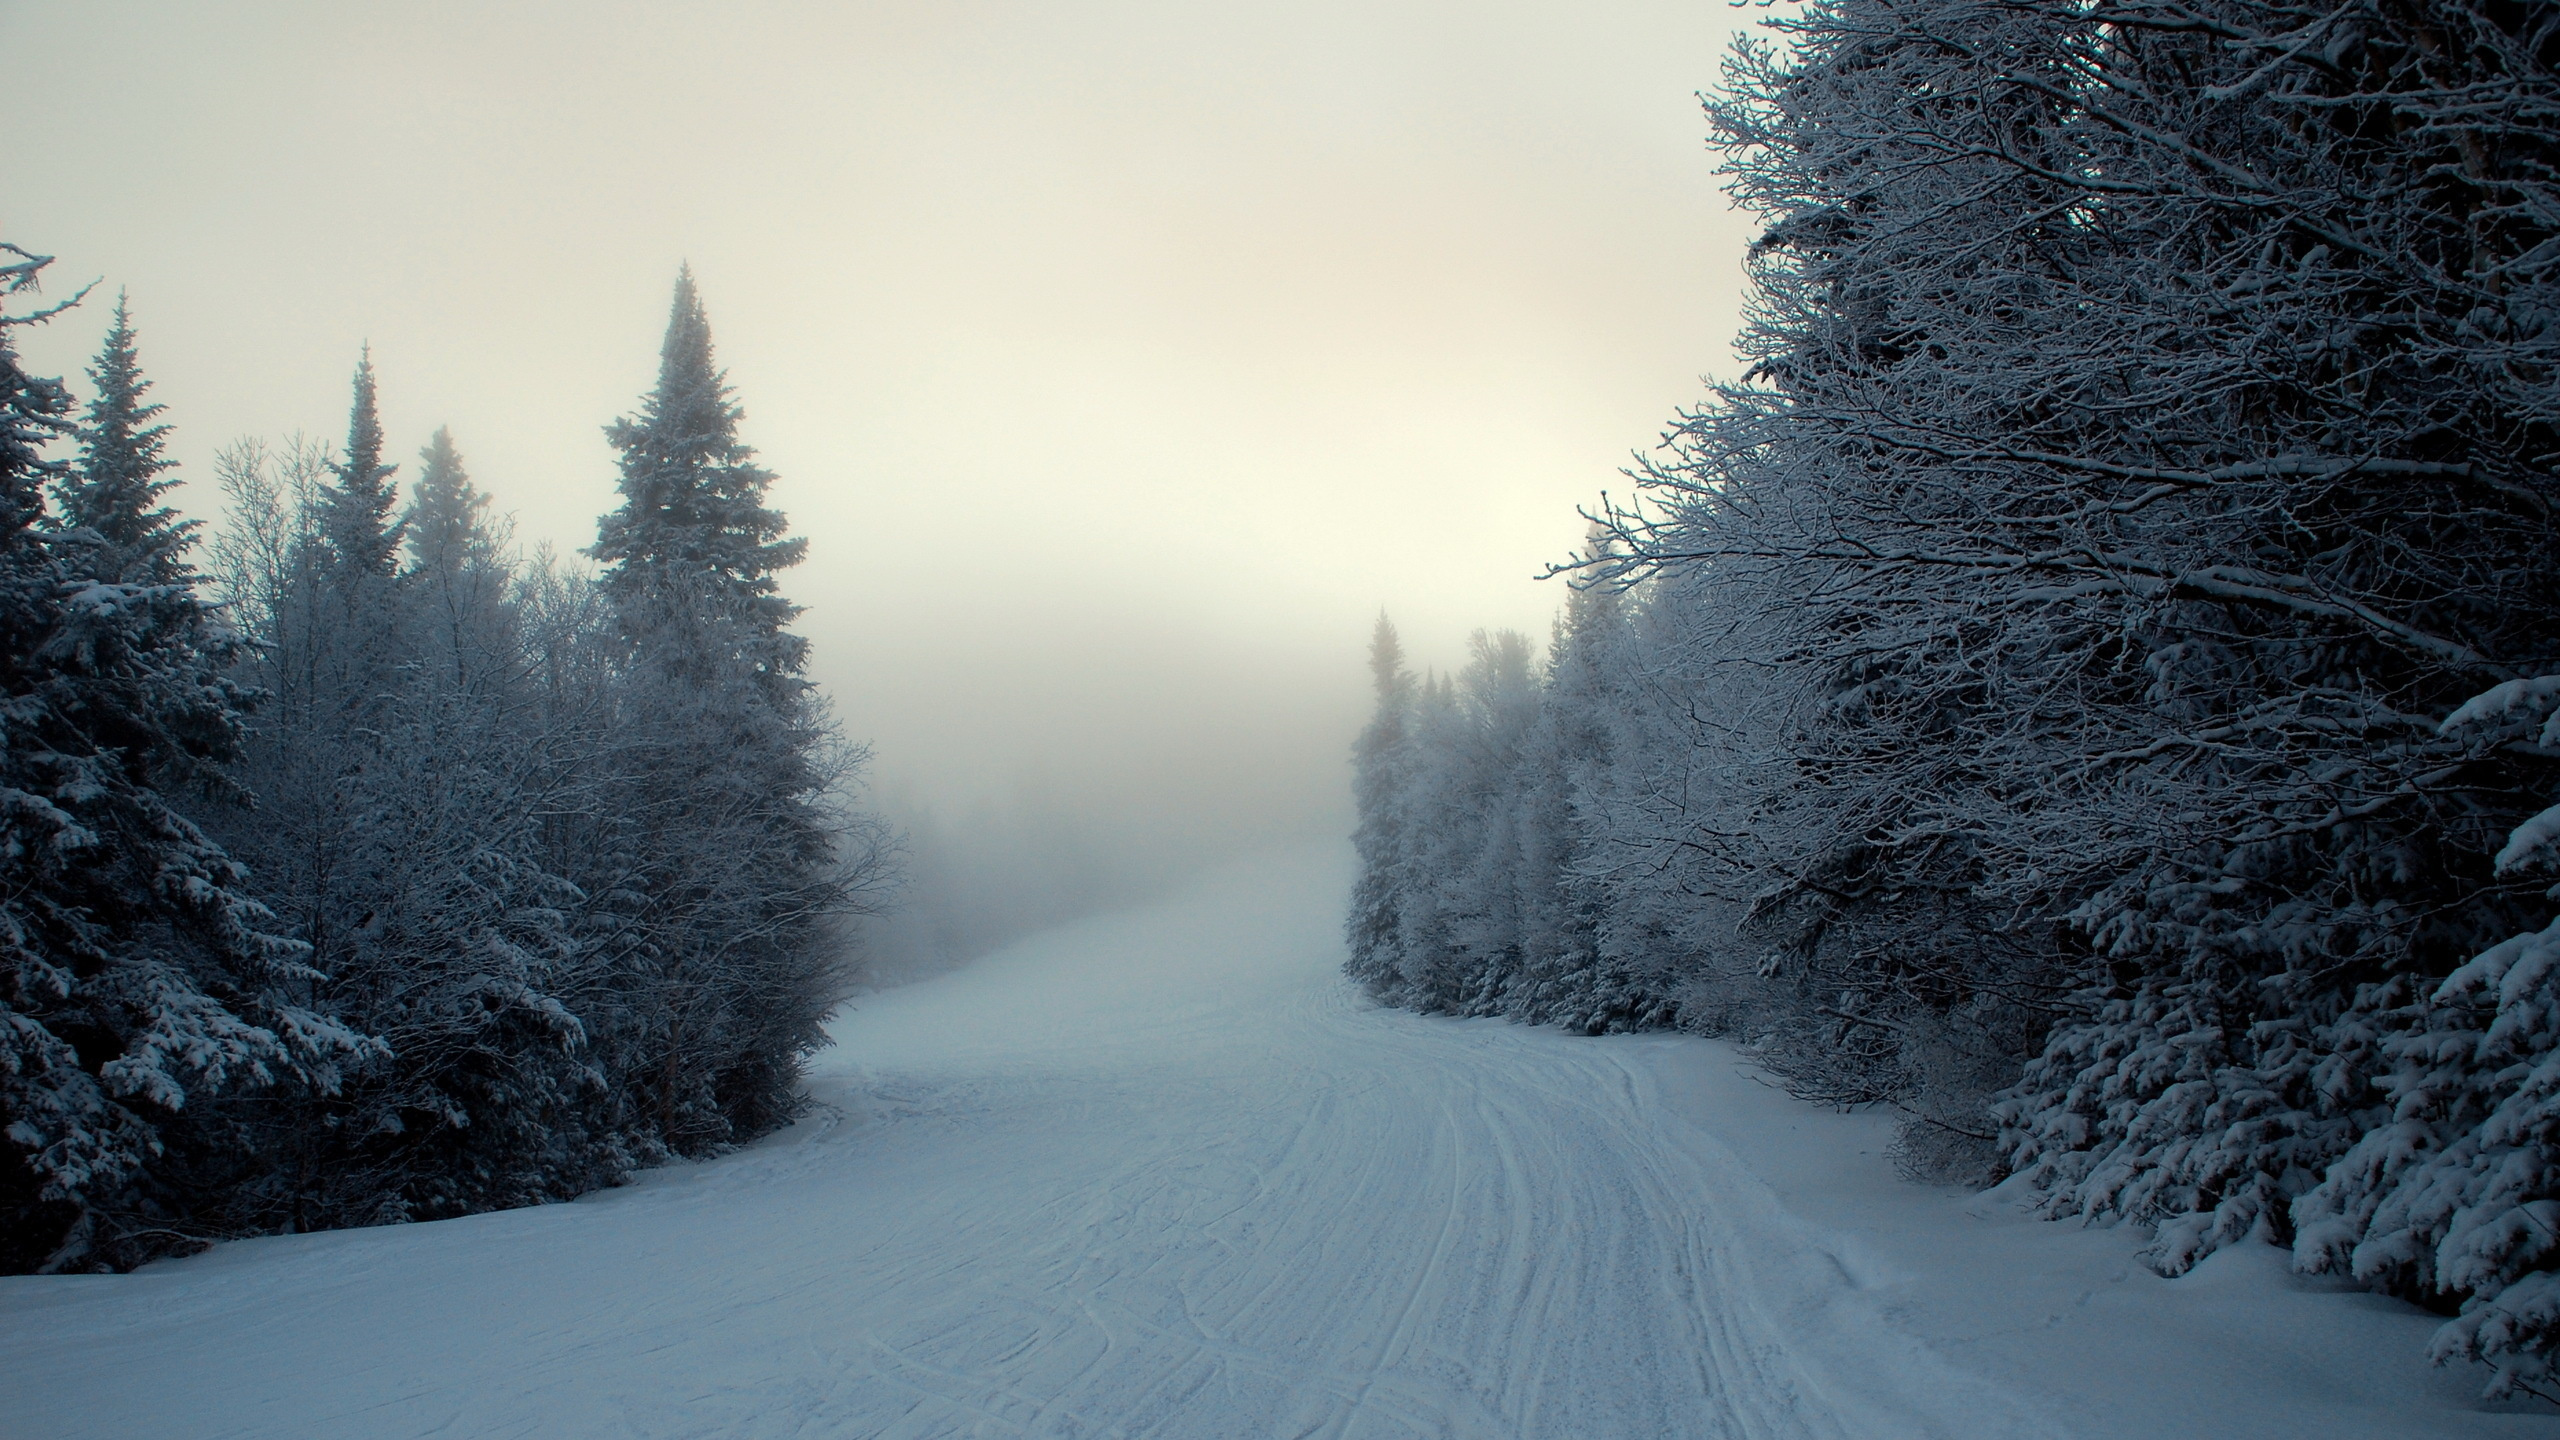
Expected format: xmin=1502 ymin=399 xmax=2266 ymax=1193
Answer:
xmin=0 ymin=842 xmax=2546 ymax=1438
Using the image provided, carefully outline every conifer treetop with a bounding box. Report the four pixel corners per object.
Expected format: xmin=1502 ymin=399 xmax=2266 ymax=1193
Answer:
xmin=1368 ymin=613 xmax=1408 ymax=702
xmin=592 ymin=266 xmax=808 ymax=658
xmin=0 ymin=243 xmax=76 ymax=538
xmin=405 ymin=424 xmax=495 ymax=578
xmin=65 ymin=294 xmax=197 ymax=583
xmin=324 ymin=347 xmax=403 ymax=580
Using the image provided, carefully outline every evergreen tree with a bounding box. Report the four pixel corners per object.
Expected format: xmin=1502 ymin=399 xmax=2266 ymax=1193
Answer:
xmin=1344 ymin=614 xmax=1414 ymax=994
xmin=1507 ymin=558 xmax=1654 ymax=1033
xmin=586 ymin=267 xmax=846 ymax=1150
xmin=0 ymin=243 xmax=364 ymax=1271
xmin=403 ymin=426 xmax=510 ymax=687
xmin=322 ymin=349 xmax=402 ymax=582
xmin=60 ymin=295 xmax=195 ymax=584
xmin=593 ymin=265 xmax=806 ymax=685
xmin=1360 ymin=631 xmax=1539 ymax=1015
xmin=2293 ymin=676 xmax=2560 ymax=1400
xmin=405 ymin=426 xmax=492 ymax=579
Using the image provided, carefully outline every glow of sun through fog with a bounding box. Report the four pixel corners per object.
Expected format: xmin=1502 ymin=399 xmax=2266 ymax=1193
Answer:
xmin=7 ymin=0 xmax=1760 ymax=950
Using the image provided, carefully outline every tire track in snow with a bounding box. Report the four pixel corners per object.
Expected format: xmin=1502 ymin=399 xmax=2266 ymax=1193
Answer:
xmin=0 ymin=846 xmax=2058 ymax=1440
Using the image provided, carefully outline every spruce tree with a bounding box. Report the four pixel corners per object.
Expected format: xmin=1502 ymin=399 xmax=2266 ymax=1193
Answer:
xmin=588 ymin=267 xmax=841 ymax=1150
xmin=1345 ymin=614 xmax=1414 ymax=994
xmin=593 ymin=266 xmax=807 ymax=686
xmin=404 ymin=426 xmax=509 ymax=686
xmin=405 ymin=426 xmax=493 ymax=581
xmin=0 ymin=244 xmax=363 ymax=1272
xmin=60 ymin=295 xmax=195 ymax=585
xmin=322 ymin=349 xmax=402 ymax=582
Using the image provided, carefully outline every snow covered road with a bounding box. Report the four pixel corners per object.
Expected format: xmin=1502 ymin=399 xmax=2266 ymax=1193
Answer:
xmin=0 ymin=845 xmax=2538 ymax=1437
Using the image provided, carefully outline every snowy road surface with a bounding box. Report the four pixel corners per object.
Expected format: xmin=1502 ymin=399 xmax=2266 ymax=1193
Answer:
xmin=0 ymin=845 xmax=2541 ymax=1438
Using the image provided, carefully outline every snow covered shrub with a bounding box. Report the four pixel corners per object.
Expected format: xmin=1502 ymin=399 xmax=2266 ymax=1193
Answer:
xmin=2291 ymin=680 xmax=2560 ymax=1399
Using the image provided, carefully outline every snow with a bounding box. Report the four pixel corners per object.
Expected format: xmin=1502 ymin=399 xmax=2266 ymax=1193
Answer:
xmin=0 ymin=842 xmax=2544 ymax=1438
xmin=2497 ymin=801 xmax=2560 ymax=876
xmin=2440 ymin=676 xmax=2560 ymax=737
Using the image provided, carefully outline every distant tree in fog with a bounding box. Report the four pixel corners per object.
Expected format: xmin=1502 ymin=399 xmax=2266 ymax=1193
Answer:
xmin=1345 ymin=614 xmax=1414 ymax=996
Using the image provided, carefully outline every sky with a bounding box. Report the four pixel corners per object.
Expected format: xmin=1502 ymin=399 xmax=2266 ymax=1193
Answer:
xmin=7 ymin=0 xmax=1763 ymax=932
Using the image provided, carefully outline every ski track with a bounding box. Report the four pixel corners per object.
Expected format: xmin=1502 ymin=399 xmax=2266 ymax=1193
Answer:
xmin=0 ymin=845 xmax=2056 ymax=1439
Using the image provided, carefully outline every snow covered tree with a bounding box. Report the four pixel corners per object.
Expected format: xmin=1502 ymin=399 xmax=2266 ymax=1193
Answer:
xmin=1505 ymin=556 xmax=1679 ymax=1035
xmin=0 ymin=247 xmax=365 ymax=1271
xmin=1939 ymin=0 xmax=2560 ymax=1274
xmin=1345 ymin=571 xmax=1694 ymax=1035
xmin=406 ymin=426 xmax=494 ymax=578
xmin=1349 ymin=0 xmax=2557 ymax=1397
xmin=1345 ymin=614 xmax=1416 ymax=994
xmin=403 ymin=425 xmax=511 ymax=687
xmin=1567 ymin=0 xmax=2109 ymax=1177
xmin=1353 ymin=629 xmax=1543 ymax=1015
xmin=0 ymin=257 xmax=888 ymax=1259
xmin=585 ymin=267 xmax=869 ymax=1150
xmin=593 ymin=266 xmax=806 ymax=678
xmin=1565 ymin=0 xmax=2560 ymax=1205
xmin=202 ymin=407 xmax=608 ymax=1233
xmin=322 ymin=349 xmax=402 ymax=583
xmin=59 ymin=295 xmax=195 ymax=586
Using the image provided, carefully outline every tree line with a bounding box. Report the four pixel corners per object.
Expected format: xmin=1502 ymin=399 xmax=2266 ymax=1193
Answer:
xmin=1350 ymin=0 xmax=2560 ymax=1401
xmin=0 ymin=248 xmax=891 ymax=1272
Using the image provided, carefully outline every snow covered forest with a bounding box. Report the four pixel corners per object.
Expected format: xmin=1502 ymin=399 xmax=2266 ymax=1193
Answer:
xmin=1349 ymin=0 xmax=2560 ymax=1404
xmin=0 ymin=251 xmax=891 ymax=1274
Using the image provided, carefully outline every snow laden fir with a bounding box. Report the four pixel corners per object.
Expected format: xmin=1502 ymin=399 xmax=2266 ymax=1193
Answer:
xmin=1348 ymin=0 xmax=2560 ymax=1404
xmin=0 ymin=254 xmax=890 ymax=1273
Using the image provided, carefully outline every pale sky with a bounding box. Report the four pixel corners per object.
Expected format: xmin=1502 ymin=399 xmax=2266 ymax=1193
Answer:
xmin=8 ymin=0 xmax=1760 ymax=890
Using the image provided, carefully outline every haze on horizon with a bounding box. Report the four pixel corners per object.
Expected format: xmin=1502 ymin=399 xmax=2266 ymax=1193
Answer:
xmin=6 ymin=0 xmax=1758 ymax=957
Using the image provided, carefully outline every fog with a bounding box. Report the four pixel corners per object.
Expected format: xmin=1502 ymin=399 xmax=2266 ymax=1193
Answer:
xmin=8 ymin=0 xmax=1757 ymax=966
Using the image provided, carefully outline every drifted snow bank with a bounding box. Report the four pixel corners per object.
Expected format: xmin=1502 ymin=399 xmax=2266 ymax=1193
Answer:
xmin=0 ymin=843 xmax=2543 ymax=1437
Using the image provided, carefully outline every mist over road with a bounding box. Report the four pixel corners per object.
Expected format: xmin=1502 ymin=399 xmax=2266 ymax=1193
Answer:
xmin=1 ymin=845 xmax=2045 ymax=1439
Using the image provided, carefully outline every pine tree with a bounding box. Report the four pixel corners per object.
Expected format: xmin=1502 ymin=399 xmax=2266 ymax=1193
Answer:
xmin=0 ymin=243 xmax=365 ymax=1271
xmin=2292 ymin=677 xmax=2560 ymax=1400
xmin=59 ymin=295 xmax=195 ymax=585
